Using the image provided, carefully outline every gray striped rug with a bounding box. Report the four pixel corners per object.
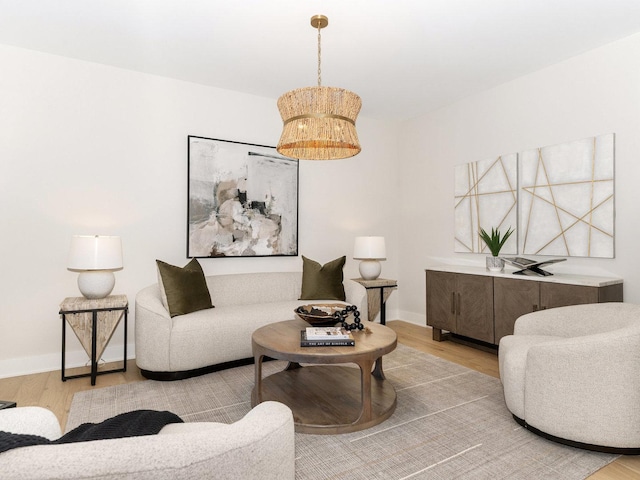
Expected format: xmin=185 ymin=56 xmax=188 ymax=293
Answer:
xmin=68 ymin=344 xmax=617 ymax=479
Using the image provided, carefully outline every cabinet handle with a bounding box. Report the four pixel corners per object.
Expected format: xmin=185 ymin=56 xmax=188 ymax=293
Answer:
xmin=457 ymin=293 xmax=461 ymax=315
xmin=451 ymin=293 xmax=456 ymax=314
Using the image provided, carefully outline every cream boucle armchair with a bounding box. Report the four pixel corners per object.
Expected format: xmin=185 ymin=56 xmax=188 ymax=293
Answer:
xmin=0 ymin=401 xmax=295 ymax=480
xmin=499 ymin=302 xmax=640 ymax=454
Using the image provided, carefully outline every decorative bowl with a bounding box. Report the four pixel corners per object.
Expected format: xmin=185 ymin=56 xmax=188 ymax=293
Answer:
xmin=294 ymin=303 xmax=347 ymax=326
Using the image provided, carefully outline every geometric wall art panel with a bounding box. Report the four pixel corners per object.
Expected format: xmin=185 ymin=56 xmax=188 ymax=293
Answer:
xmin=455 ymin=153 xmax=518 ymax=254
xmin=519 ymin=134 xmax=614 ymax=258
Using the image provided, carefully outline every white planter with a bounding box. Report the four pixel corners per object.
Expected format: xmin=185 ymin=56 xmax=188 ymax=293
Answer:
xmin=486 ymin=256 xmax=504 ymax=272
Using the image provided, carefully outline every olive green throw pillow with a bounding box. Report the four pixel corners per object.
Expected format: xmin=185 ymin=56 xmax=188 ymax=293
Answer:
xmin=156 ymin=259 xmax=214 ymax=317
xmin=299 ymin=255 xmax=346 ymax=301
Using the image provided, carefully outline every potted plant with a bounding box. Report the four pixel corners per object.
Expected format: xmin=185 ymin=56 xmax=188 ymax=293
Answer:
xmin=479 ymin=226 xmax=514 ymax=272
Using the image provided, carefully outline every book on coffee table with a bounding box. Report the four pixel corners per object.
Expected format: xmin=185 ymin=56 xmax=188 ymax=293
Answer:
xmin=300 ymin=331 xmax=355 ymax=347
xmin=305 ymin=326 xmax=350 ymax=340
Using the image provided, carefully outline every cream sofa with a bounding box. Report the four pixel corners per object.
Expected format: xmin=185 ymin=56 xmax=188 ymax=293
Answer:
xmin=0 ymin=402 xmax=295 ymax=480
xmin=135 ymin=272 xmax=367 ymax=379
xmin=499 ymin=303 xmax=640 ymax=454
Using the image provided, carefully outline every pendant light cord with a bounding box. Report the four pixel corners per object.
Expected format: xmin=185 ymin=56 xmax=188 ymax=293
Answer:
xmin=317 ymin=22 xmax=322 ymax=87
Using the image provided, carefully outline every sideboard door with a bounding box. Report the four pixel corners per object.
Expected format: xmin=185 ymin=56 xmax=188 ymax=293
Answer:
xmin=540 ymin=283 xmax=598 ymax=309
xmin=456 ymin=274 xmax=494 ymax=343
xmin=494 ymin=278 xmax=539 ymax=342
xmin=426 ymin=271 xmax=456 ymax=334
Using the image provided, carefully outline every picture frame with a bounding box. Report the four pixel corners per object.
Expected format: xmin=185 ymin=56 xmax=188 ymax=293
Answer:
xmin=454 ymin=153 xmax=518 ymax=254
xmin=187 ymin=136 xmax=299 ymax=258
xmin=519 ymin=133 xmax=614 ymax=258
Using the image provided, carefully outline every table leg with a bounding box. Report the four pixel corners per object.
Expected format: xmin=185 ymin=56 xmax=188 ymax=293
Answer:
xmin=61 ymin=314 xmax=66 ymax=382
xmin=380 ymin=287 xmax=386 ymax=325
xmin=372 ymin=356 xmax=385 ymax=380
xmin=252 ymin=353 xmax=264 ymax=406
xmin=91 ymin=311 xmax=97 ymax=386
xmin=357 ymin=359 xmax=374 ymax=424
xmin=285 ymin=361 xmax=302 ymax=371
xmin=432 ymin=327 xmax=444 ymax=341
xmin=123 ymin=308 xmax=128 ymax=372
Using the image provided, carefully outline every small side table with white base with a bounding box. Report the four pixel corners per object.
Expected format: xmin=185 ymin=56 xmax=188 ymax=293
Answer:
xmin=59 ymin=294 xmax=128 ymax=386
xmin=353 ymin=278 xmax=397 ymax=325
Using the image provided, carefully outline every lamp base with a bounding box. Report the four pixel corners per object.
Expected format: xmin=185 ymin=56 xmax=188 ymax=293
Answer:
xmin=77 ymin=271 xmax=115 ymax=299
xmin=358 ymin=260 xmax=382 ymax=280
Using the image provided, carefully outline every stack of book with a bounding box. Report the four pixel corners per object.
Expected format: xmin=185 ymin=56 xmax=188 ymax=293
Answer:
xmin=300 ymin=327 xmax=355 ymax=347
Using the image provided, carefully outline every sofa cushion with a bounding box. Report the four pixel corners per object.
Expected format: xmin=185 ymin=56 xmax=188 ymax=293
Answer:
xmin=299 ymin=256 xmax=346 ymax=301
xmin=157 ymin=259 xmax=213 ymax=317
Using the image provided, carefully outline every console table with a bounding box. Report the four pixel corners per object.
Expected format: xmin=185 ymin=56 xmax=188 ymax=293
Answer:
xmin=353 ymin=278 xmax=397 ymax=325
xmin=59 ymin=295 xmax=128 ymax=385
xmin=426 ymin=265 xmax=623 ymax=346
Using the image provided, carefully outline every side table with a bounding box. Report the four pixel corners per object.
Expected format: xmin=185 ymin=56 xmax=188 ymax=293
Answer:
xmin=59 ymin=295 xmax=128 ymax=386
xmin=352 ymin=278 xmax=397 ymax=325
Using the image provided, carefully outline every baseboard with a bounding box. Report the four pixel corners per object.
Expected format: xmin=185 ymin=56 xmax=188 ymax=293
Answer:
xmin=394 ymin=310 xmax=425 ymax=326
xmin=0 ymin=343 xmax=136 ymax=379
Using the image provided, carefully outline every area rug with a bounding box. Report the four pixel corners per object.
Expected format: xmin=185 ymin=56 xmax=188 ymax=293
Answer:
xmin=68 ymin=344 xmax=617 ymax=479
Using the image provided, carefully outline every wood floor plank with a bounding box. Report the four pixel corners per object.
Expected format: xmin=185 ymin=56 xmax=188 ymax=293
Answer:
xmin=0 ymin=320 xmax=637 ymax=479
xmin=387 ymin=320 xmax=500 ymax=377
xmin=588 ymin=461 xmax=640 ymax=480
xmin=0 ymin=375 xmax=25 ymax=402
xmin=617 ymin=457 xmax=640 ymax=475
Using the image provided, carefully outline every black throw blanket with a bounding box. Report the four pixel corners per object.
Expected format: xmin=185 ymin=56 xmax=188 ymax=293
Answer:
xmin=0 ymin=409 xmax=183 ymax=454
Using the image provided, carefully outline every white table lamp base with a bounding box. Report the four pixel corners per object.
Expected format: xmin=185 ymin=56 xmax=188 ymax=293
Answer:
xmin=359 ymin=260 xmax=382 ymax=280
xmin=77 ymin=271 xmax=115 ymax=299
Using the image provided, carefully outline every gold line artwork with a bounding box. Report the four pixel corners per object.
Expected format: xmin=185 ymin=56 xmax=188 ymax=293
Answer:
xmin=588 ymin=137 xmax=596 ymax=254
xmin=455 ymin=154 xmax=518 ymax=253
xmin=454 ymin=133 xmax=614 ymax=259
xmin=519 ymin=134 xmax=614 ymax=258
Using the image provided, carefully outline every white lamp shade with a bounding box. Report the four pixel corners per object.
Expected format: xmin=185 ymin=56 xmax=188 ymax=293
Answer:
xmin=353 ymin=236 xmax=386 ymax=260
xmin=67 ymin=235 xmax=123 ymax=271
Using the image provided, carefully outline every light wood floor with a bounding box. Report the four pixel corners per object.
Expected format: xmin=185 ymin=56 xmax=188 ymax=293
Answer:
xmin=1 ymin=320 xmax=638 ymax=479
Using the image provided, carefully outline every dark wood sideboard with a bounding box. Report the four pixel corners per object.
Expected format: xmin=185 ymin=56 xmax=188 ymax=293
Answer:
xmin=425 ymin=265 xmax=623 ymax=346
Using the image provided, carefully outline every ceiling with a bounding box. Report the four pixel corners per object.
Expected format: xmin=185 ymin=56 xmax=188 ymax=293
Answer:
xmin=2 ymin=0 xmax=640 ymax=121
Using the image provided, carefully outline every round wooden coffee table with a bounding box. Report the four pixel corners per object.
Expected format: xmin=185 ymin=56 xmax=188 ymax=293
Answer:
xmin=251 ymin=318 xmax=397 ymax=434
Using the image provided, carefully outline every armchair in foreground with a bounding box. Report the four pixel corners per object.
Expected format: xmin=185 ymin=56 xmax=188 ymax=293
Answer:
xmin=499 ymin=302 xmax=640 ymax=454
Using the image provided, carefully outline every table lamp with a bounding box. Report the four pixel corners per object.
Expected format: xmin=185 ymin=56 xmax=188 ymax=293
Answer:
xmin=67 ymin=235 xmax=123 ymax=299
xmin=353 ymin=236 xmax=386 ymax=280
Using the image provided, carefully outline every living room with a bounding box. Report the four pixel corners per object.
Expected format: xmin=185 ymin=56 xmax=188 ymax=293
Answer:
xmin=2 ymin=1 xmax=640 ymax=478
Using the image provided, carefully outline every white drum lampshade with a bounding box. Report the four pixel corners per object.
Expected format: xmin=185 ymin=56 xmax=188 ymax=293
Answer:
xmin=67 ymin=235 xmax=123 ymax=299
xmin=353 ymin=236 xmax=386 ymax=280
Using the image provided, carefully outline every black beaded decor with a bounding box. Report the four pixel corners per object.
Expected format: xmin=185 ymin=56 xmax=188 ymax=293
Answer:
xmin=332 ymin=304 xmax=364 ymax=331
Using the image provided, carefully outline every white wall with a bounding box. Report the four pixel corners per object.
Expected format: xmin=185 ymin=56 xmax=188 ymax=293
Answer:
xmin=0 ymin=44 xmax=400 ymax=378
xmin=398 ymin=32 xmax=640 ymax=323
xmin=6 ymin=30 xmax=637 ymax=377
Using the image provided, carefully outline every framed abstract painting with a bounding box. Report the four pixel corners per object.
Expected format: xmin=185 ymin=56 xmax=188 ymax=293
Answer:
xmin=187 ymin=136 xmax=299 ymax=257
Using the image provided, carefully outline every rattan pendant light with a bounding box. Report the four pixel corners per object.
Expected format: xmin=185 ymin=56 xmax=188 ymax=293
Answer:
xmin=276 ymin=15 xmax=362 ymax=160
